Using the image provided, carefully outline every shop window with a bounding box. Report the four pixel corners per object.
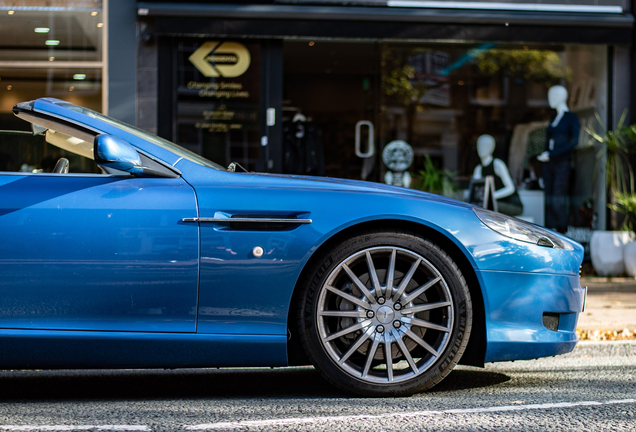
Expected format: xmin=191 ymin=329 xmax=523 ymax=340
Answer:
xmin=282 ymin=41 xmax=378 ymax=180
xmin=379 ymin=43 xmax=607 ymax=232
xmin=173 ymin=39 xmax=261 ymax=171
xmin=0 ymin=4 xmax=103 ymax=172
xmin=0 ymin=5 xmax=102 ymax=63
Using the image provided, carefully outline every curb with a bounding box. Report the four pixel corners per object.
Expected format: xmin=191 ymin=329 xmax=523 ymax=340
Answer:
xmin=580 ymin=277 xmax=636 ymax=283
xmin=576 ymin=340 xmax=636 ymax=346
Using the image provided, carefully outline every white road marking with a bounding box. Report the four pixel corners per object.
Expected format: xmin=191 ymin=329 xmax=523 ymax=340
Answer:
xmin=3 ymin=399 xmax=634 ymax=431
xmin=0 ymin=426 xmax=149 ymax=431
xmin=185 ymin=399 xmax=636 ymax=430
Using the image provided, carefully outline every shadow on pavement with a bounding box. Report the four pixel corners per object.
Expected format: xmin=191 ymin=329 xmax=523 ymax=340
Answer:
xmin=0 ymin=367 xmax=510 ymax=401
xmin=430 ymin=369 xmax=511 ymax=392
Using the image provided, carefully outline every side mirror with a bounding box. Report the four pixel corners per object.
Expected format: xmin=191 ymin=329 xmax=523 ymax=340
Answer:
xmin=94 ymin=134 xmax=144 ymax=175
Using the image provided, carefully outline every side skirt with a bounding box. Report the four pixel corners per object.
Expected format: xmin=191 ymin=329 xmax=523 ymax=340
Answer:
xmin=0 ymin=330 xmax=287 ymax=369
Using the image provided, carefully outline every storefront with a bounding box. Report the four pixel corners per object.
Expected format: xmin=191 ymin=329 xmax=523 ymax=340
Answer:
xmin=133 ymin=1 xmax=633 ymax=237
xmin=0 ymin=1 xmax=104 ymax=173
xmin=1 ymin=1 xmax=633 ymax=239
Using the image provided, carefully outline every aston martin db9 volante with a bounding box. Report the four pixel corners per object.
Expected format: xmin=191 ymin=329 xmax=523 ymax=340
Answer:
xmin=0 ymin=98 xmax=585 ymax=396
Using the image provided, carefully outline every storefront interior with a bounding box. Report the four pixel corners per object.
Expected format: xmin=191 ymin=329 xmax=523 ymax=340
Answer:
xmin=280 ymin=40 xmax=606 ymax=228
xmin=0 ymin=4 xmax=102 ymax=174
xmin=0 ymin=2 xmax=615 ymax=235
xmin=149 ymin=34 xmax=612 ymax=232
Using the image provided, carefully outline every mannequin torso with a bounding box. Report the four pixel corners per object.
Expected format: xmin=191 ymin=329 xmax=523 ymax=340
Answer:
xmin=538 ymin=85 xmax=578 ymax=162
xmin=546 ymin=112 xmax=579 ymax=159
xmin=473 ymin=135 xmax=516 ymax=200
xmin=473 ymin=159 xmax=514 ymax=200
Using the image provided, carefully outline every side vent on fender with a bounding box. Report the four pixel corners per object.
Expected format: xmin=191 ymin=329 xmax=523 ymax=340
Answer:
xmin=230 ymin=214 xmax=303 ymax=231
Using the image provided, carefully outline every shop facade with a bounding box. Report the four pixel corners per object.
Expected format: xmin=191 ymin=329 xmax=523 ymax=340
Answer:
xmin=1 ymin=0 xmax=634 ymax=239
xmin=132 ymin=0 xmax=633 ymax=237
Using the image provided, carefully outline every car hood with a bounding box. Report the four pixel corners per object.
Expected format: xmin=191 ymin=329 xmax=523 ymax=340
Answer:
xmin=247 ymin=171 xmax=475 ymax=209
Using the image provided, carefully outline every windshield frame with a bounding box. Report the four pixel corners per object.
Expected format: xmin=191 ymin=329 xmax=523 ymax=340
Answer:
xmin=58 ymin=103 xmax=224 ymax=170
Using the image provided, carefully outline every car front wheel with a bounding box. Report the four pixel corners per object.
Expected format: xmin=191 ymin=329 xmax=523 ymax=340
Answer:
xmin=298 ymin=230 xmax=472 ymax=397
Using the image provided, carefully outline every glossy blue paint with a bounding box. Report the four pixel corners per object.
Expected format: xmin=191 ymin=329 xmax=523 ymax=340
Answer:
xmin=0 ymin=329 xmax=287 ymax=368
xmin=0 ymin=97 xmax=587 ymax=371
xmin=182 ymin=160 xmax=583 ymax=345
xmin=0 ymin=173 xmax=199 ymax=332
xmin=478 ymin=271 xmax=584 ymax=362
xmin=180 ymin=158 xmax=581 ymax=275
xmin=94 ymin=134 xmax=143 ymax=174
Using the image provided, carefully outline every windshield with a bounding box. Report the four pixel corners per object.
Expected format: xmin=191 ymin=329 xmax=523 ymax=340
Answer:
xmin=59 ymin=103 xmax=224 ymax=170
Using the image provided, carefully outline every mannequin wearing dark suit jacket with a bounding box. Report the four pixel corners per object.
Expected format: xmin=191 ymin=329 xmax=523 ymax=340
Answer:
xmin=537 ymin=85 xmax=579 ymax=233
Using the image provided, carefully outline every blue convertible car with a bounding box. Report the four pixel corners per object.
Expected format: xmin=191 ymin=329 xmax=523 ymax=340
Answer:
xmin=0 ymin=98 xmax=585 ymax=396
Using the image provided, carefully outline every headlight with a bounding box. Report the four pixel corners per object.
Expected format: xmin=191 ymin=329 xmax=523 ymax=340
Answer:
xmin=473 ymin=208 xmax=574 ymax=250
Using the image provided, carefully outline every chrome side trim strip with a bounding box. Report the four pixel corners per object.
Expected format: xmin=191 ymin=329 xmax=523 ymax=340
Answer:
xmin=181 ymin=217 xmax=312 ymax=224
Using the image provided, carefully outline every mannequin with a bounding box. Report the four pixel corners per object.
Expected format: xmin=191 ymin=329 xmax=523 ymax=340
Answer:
xmin=472 ymin=134 xmax=523 ymax=216
xmin=537 ymin=85 xmax=579 ymax=232
xmin=282 ymin=110 xmax=325 ymax=176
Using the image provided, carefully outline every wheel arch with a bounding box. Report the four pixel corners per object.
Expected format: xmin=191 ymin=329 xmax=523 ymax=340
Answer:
xmin=286 ymin=218 xmax=486 ymax=368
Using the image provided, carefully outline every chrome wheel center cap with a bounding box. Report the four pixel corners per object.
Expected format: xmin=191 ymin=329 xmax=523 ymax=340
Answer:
xmin=376 ymin=305 xmax=395 ymax=324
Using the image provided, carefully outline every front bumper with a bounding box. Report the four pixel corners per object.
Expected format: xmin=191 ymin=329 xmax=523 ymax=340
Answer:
xmin=477 ymin=270 xmax=585 ymax=363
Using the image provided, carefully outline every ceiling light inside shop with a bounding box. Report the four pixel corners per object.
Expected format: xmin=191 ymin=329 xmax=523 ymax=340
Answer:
xmin=97 ymin=23 xmax=103 ymax=28
xmin=91 ymin=11 xmax=98 ymax=16
xmin=49 ymin=56 xmax=55 ymax=61
xmin=7 ymin=10 xmax=14 ymax=15
xmin=34 ymin=27 xmax=50 ymax=33
xmin=73 ymin=74 xmax=86 ymax=80
xmin=45 ymin=40 xmax=60 ymax=46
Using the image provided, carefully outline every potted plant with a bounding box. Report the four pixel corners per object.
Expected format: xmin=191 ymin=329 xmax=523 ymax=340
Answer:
xmin=413 ymin=154 xmax=457 ymax=198
xmin=586 ymin=110 xmax=636 ymax=276
xmin=610 ymin=192 xmax=636 ymax=277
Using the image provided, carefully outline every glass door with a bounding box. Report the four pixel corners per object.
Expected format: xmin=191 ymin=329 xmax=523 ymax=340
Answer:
xmin=282 ymin=41 xmax=380 ymax=181
xmin=175 ymin=39 xmax=262 ymax=171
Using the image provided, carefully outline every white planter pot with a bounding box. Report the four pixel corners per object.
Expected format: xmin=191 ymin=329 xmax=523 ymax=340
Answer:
xmin=590 ymin=231 xmax=634 ymax=276
xmin=624 ymin=241 xmax=636 ymax=277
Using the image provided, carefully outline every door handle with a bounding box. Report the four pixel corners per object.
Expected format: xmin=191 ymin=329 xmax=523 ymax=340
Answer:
xmin=355 ymin=120 xmax=374 ymax=158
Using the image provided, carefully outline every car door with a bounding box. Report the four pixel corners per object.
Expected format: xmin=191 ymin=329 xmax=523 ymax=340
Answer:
xmin=181 ymin=169 xmax=319 ymax=337
xmin=0 ymin=122 xmax=199 ymax=333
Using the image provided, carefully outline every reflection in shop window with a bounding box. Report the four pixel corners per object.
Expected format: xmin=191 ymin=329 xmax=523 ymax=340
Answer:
xmin=0 ymin=5 xmax=103 ymax=174
xmin=380 ymin=43 xmax=607 ymax=234
xmin=174 ymin=39 xmax=261 ymax=171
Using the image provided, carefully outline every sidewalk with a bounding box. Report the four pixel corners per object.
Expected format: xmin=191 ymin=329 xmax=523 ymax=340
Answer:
xmin=576 ymin=277 xmax=636 ymax=340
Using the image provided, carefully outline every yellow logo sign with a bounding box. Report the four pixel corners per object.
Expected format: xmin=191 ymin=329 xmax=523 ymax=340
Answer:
xmin=189 ymin=41 xmax=251 ymax=78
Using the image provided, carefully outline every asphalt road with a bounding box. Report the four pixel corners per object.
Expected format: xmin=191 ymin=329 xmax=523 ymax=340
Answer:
xmin=0 ymin=342 xmax=634 ymax=431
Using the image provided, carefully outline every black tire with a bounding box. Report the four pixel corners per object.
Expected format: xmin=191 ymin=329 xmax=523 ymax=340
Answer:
xmin=297 ymin=229 xmax=472 ymax=397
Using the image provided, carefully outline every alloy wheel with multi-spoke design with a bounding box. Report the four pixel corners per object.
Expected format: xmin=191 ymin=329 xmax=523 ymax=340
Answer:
xmin=299 ymin=231 xmax=471 ymax=396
